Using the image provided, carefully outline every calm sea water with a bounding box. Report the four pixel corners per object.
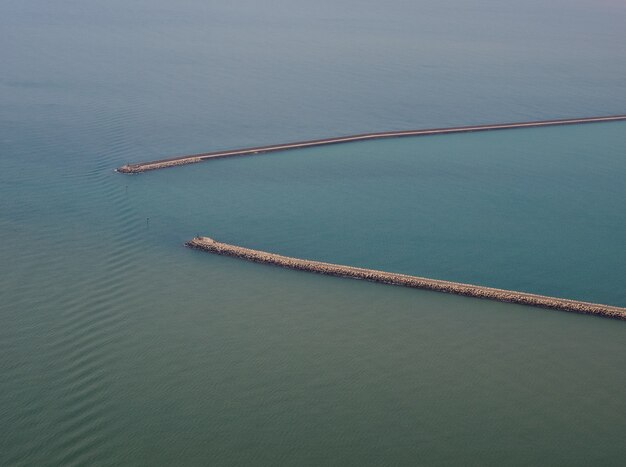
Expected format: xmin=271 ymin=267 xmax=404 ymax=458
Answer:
xmin=1 ymin=0 xmax=625 ymax=465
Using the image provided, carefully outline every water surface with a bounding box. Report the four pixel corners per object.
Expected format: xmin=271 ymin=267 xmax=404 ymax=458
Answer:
xmin=1 ymin=0 xmax=625 ymax=465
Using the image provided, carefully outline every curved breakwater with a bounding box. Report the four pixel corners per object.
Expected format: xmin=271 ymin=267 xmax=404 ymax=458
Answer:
xmin=117 ymin=115 xmax=626 ymax=173
xmin=186 ymin=237 xmax=626 ymax=320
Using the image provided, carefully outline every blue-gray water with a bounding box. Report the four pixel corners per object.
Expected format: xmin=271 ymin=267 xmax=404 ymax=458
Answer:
xmin=1 ymin=0 xmax=625 ymax=465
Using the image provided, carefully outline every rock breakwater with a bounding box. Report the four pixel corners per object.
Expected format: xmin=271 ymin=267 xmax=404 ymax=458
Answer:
xmin=118 ymin=115 xmax=626 ymax=173
xmin=186 ymin=236 xmax=626 ymax=320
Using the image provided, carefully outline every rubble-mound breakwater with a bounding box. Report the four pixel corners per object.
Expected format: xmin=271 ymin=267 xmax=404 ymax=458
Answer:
xmin=186 ymin=236 xmax=626 ymax=320
xmin=117 ymin=115 xmax=626 ymax=173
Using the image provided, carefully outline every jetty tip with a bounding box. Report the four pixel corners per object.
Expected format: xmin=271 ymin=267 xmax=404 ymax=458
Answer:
xmin=116 ymin=164 xmax=139 ymax=174
xmin=186 ymin=235 xmax=214 ymax=245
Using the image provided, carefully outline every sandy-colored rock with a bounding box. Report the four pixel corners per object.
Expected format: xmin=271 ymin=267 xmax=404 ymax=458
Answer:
xmin=117 ymin=115 xmax=626 ymax=173
xmin=186 ymin=236 xmax=626 ymax=321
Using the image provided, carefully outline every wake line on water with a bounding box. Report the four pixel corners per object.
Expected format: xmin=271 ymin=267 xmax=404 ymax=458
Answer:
xmin=116 ymin=114 xmax=626 ymax=173
xmin=186 ymin=237 xmax=626 ymax=320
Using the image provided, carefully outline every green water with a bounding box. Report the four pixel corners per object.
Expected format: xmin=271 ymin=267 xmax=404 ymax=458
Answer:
xmin=1 ymin=0 xmax=626 ymax=465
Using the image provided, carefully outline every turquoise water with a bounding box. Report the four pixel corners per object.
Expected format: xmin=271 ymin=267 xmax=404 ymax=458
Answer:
xmin=133 ymin=122 xmax=626 ymax=307
xmin=1 ymin=0 xmax=626 ymax=465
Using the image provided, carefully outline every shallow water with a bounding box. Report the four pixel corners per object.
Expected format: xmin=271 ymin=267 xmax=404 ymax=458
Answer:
xmin=1 ymin=0 xmax=625 ymax=465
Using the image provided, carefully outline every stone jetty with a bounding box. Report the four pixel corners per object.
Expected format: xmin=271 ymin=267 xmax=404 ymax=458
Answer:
xmin=118 ymin=115 xmax=626 ymax=173
xmin=186 ymin=236 xmax=626 ymax=321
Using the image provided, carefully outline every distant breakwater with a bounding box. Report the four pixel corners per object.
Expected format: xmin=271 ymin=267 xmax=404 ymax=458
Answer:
xmin=117 ymin=115 xmax=626 ymax=173
xmin=186 ymin=237 xmax=626 ymax=320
